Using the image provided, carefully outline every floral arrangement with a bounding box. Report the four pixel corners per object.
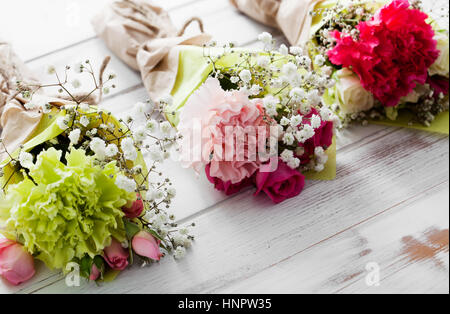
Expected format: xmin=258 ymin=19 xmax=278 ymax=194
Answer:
xmin=308 ymin=0 xmax=449 ymax=130
xmin=170 ymin=35 xmax=338 ymax=204
xmin=0 ymin=58 xmax=193 ymax=286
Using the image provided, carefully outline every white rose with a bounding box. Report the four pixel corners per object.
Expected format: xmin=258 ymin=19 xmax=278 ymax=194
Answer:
xmin=333 ymin=68 xmax=375 ymax=115
xmin=429 ymin=31 xmax=449 ymax=77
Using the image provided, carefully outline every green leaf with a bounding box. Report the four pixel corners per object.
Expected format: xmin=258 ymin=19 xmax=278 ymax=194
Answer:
xmin=124 ymin=219 xmax=141 ymax=239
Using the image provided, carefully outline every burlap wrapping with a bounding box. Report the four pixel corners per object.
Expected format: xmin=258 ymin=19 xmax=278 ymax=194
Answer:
xmin=92 ymin=0 xmax=212 ymax=101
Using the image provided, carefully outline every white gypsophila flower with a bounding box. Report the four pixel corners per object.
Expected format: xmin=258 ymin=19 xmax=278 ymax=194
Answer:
xmin=179 ymin=227 xmax=189 ymax=235
xmin=250 ymin=84 xmax=262 ymax=96
xmin=289 ymin=87 xmax=306 ymax=102
xmin=257 ymin=56 xmax=270 ymax=68
xmin=174 ymin=246 xmax=186 ymax=259
xmin=230 ymin=76 xmax=240 ymax=84
xmin=280 ymin=149 xmax=294 ymax=163
xmin=287 ymin=157 xmax=300 ymax=169
xmin=74 ymin=62 xmax=83 ymax=73
xmin=79 ymin=103 xmax=90 ymax=112
xmin=89 ymin=137 xmax=106 ymax=160
xmin=105 ymin=144 xmax=119 ymax=157
xmin=146 ymin=120 xmax=158 ymax=132
xmin=133 ymin=101 xmax=147 ymax=114
xmin=47 ymin=65 xmax=56 ymax=75
xmin=149 ymin=146 xmax=163 ymax=162
xmin=71 ymin=79 xmax=81 ymax=89
xmin=121 ymin=137 xmax=138 ymax=161
xmin=315 ymin=146 xmax=328 ymax=165
xmin=19 ymin=151 xmax=34 ymax=169
xmin=297 ymin=55 xmax=311 ymax=68
xmin=315 ymin=163 xmax=325 ymax=172
xmin=290 ymin=115 xmax=303 ymax=127
xmin=271 ymin=78 xmax=283 ymax=88
xmin=314 ymin=55 xmax=326 ymax=67
xmin=134 ymin=126 xmax=147 ymax=142
xmin=282 ymin=132 xmax=295 ymax=145
xmin=79 ymin=115 xmax=90 ymax=128
xmin=263 ymin=96 xmax=278 ymax=116
xmin=160 ymin=121 xmax=173 ymax=136
xmin=282 ymin=62 xmax=297 ymax=78
xmin=311 ymin=114 xmax=322 ymax=129
xmin=290 ymin=46 xmax=303 ymax=56
xmin=279 ymin=44 xmax=289 ymax=55
xmin=167 ymin=187 xmax=177 ymax=198
xmin=239 ymin=69 xmax=252 ymax=83
xmin=296 ymin=124 xmax=315 ymax=143
xmin=115 ymin=175 xmax=136 ymax=193
xmin=56 ymin=116 xmax=69 ymax=130
xmin=24 ymin=102 xmax=37 ymax=110
xmin=280 ymin=117 xmax=290 ymax=126
xmin=121 ymin=241 xmax=129 ymax=249
xmin=307 ymin=89 xmax=321 ymax=106
xmin=320 ymin=107 xmax=332 ymax=121
xmin=155 ymin=190 xmax=165 ymax=200
xmin=159 ymin=95 xmax=174 ymax=106
xmin=145 ymin=188 xmax=157 ymax=202
xmin=42 ymin=103 xmax=52 ymax=114
xmin=68 ymin=129 xmax=81 ymax=145
xmin=322 ymin=66 xmax=333 ymax=77
xmin=257 ymin=32 xmax=273 ymax=45
xmin=356 ymin=7 xmax=364 ymax=16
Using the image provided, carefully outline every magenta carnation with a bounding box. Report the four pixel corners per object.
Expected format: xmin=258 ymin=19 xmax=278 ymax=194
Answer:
xmin=328 ymin=0 xmax=439 ymax=107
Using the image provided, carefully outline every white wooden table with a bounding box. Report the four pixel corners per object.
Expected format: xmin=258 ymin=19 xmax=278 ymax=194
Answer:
xmin=0 ymin=0 xmax=448 ymax=294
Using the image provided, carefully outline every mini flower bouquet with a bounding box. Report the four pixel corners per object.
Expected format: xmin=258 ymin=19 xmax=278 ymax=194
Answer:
xmin=0 ymin=58 xmax=193 ymax=286
xmin=308 ymin=0 xmax=449 ymax=133
xmin=160 ymin=36 xmax=339 ymax=204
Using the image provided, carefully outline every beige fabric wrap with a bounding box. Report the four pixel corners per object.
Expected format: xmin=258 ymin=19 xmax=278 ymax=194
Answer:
xmin=0 ymin=41 xmax=42 ymax=161
xmin=92 ymin=0 xmax=212 ymax=101
xmin=230 ymin=0 xmax=322 ymax=46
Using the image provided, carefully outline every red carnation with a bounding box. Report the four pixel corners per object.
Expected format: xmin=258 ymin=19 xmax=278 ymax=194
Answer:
xmin=328 ymin=0 xmax=439 ymax=107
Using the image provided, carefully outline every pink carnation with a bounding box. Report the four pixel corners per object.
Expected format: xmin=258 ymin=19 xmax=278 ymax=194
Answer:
xmin=328 ymin=0 xmax=439 ymax=107
xmin=178 ymin=78 xmax=269 ymax=184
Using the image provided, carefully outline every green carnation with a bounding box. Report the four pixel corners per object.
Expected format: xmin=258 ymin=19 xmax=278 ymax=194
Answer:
xmin=0 ymin=148 xmax=136 ymax=270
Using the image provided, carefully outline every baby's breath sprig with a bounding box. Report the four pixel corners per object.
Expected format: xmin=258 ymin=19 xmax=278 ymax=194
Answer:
xmin=201 ymin=34 xmax=339 ymax=173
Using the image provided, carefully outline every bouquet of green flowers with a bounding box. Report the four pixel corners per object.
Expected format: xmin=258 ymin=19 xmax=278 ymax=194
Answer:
xmin=0 ymin=56 xmax=192 ymax=286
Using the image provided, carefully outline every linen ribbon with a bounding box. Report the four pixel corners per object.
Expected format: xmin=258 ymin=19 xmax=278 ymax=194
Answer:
xmin=92 ymin=0 xmax=212 ymax=101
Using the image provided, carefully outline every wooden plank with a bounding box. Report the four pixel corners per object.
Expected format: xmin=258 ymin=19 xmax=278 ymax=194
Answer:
xmin=21 ymin=128 xmax=448 ymax=293
xmin=219 ymin=182 xmax=449 ymax=294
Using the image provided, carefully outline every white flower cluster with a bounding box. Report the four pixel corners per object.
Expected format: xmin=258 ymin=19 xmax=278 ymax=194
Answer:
xmin=203 ymin=33 xmax=338 ymax=173
xmin=8 ymin=60 xmax=194 ymax=260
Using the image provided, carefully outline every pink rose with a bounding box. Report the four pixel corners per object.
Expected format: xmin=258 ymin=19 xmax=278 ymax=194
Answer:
xmin=103 ymin=238 xmax=129 ymax=270
xmin=0 ymin=239 xmax=35 ymax=286
xmin=122 ymin=194 xmax=144 ymax=219
xmin=132 ymin=231 xmax=163 ymax=261
xmin=89 ymin=264 xmax=101 ymax=281
xmin=254 ymin=159 xmax=305 ymax=204
xmin=205 ymin=163 xmax=254 ymax=195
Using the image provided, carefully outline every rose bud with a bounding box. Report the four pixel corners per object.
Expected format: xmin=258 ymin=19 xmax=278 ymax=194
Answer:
xmin=89 ymin=264 xmax=101 ymax=281
xmin=0 ymin=239 xmax=35 ymax=286
xmin=103 ymin=238 xmax=129 ymax=270
xmin=132 ymin=231 xmax=163 ymax=261
xmin=122 ymin=193 xmax=144 ymax=219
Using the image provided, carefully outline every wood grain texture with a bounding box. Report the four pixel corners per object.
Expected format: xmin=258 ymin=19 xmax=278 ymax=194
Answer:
xmin=0 ymin=0 xmax=448 ymax=294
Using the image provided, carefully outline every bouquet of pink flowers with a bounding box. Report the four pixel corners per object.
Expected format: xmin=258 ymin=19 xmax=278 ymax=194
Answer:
xmin=165 ymin=37 xmax=338 ymax=204
xmin=309 ymin=0 xmax=449 ymax=131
